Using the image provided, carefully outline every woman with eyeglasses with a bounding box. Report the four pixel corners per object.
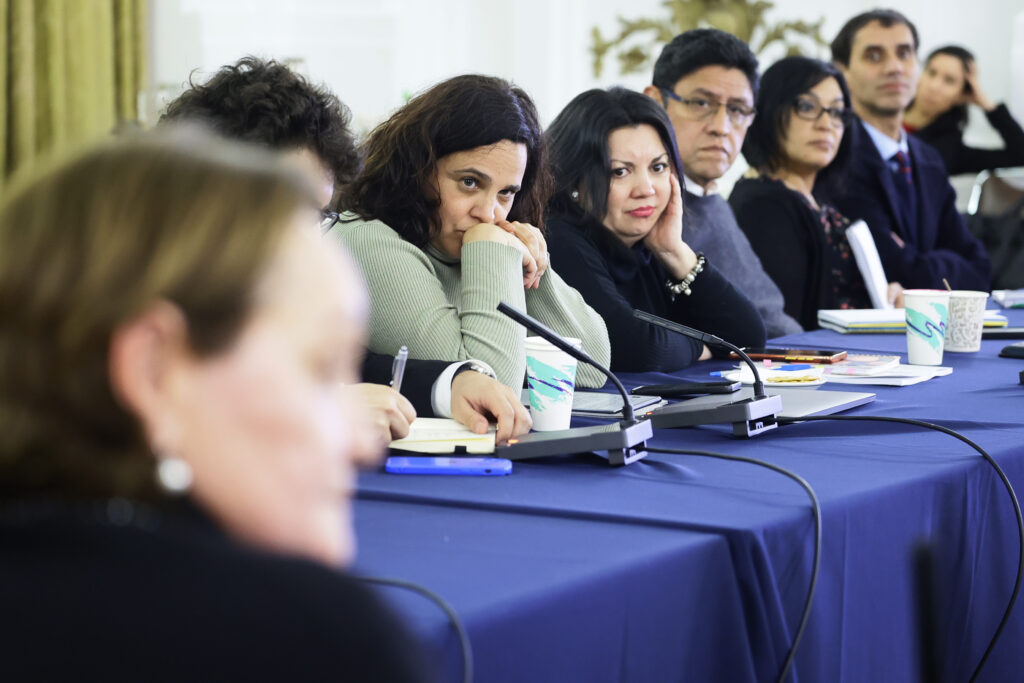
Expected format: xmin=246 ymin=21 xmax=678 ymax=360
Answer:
xmin=730 ymin=57 xmax=903 ymax=330
xmin=543 ymin=87 xmax=764 ymax=372
xmin=332 ymin=75 xmax=610 ymax=389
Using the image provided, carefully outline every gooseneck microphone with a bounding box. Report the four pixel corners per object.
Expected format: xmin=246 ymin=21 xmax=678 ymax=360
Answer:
xmin=633 ymin=309 xmax=767 ymax=399
xmin=631 ymin=309 xmax=781 ymax=437
xmin=495 ymin=302 xmax=651 ymax=466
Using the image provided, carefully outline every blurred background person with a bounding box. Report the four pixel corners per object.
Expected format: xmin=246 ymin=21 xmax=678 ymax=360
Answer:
xmin=0 ymin=131 xmax=430 ymax=682
xmin=731 ymin=57 xmax=904 ymax=330
xmin=545 ymin=87 xmax=765 ymax=372
xmin=334 ymin=75 xmax=610 ymax=389
xmin=162 ymin=57 xmax=530 ymax=443
xmin=903 ymin=46 xmax=1024 ymax=176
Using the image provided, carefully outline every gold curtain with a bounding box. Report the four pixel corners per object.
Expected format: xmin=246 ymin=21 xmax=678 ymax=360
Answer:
xmin=1 ymin=0 xmax=146 ymax=194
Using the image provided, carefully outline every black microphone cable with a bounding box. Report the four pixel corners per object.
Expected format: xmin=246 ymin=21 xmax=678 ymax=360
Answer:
xmin=777 ymin=414 xmax=1023 ymax=683
xmin=644 ymin=445 xmax=821 ymax=683
xmin=355 ymin=574 xmax=473 ymax=683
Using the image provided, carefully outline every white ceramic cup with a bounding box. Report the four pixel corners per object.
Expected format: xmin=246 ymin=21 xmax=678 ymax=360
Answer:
xmin=524 ymin=336 xmax=580 ymax=431
xmin=945 ymin=290 xmax=989 ymax=353
xmin=903 ymin=289 xmax=950 ymax=366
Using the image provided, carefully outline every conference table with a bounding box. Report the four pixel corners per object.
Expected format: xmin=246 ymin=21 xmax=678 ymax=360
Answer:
xmin=352 ymin=309 xmax=1024 ymax=683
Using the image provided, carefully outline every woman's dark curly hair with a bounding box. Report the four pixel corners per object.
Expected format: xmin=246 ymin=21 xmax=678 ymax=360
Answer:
xmin=341 ymin=74 xmax=551 ymax=247
xmin=161 ymin=56 xmax=360 ymax=191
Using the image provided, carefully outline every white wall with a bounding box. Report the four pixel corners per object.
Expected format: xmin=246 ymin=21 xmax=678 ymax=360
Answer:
xmin=149 ymin=0 xmax=1024 ymax=158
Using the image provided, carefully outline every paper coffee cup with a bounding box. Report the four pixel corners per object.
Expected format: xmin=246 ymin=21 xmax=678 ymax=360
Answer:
xmin=904 ymin=289 xmax=949 ymax=366
xmin=945 ymin=290 xmax=989 ymax=353
xmin=525 ymin=336 xmax=579 ymax=431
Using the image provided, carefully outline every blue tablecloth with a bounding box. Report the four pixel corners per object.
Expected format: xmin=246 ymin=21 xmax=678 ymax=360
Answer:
xmin=353 ymin=310 xmax=1024 ymax=683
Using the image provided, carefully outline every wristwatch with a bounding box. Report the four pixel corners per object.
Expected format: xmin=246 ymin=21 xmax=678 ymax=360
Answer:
xmin=452 ymin=361 xmax=497 ymax=382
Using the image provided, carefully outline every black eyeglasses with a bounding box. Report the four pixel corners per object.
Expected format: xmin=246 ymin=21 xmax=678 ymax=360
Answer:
xmin=658 ymin=88 xmax=756 ymax=127
xmin=320 ymin=210 xmax=341 ymax=235
xmin=792 ymin=96 xmax=850 ymax=129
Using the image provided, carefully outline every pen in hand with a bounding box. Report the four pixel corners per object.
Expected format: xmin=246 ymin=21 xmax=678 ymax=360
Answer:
xmin=390 ymin=346 xmax=408 ymax=394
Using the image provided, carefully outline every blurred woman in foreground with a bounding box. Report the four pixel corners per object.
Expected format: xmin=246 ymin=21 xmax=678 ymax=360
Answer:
xmin=0 ymin=131 xmax=429 ymax=681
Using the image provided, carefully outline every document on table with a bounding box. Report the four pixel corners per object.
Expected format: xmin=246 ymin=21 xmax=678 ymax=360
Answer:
xmin=823 ymin=364 xmax=952 ymax=386
xmin=846 ymin=220 xmax=893 ymax=310
xmin=818 ymin=308 xmax=1008 ymax=333
xmin=389 ymin=417 xmax=495 ymax=454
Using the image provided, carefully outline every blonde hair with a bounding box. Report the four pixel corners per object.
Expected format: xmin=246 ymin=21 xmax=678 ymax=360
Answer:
xmin=0 ymin=130 xmax=317 ymax=501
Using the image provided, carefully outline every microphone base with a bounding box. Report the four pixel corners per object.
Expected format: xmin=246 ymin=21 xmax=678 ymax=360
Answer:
xmin=644 ymin=395 xmax=782 ymax=438
xmin=495 ymin=420 xmax=653 ymax=466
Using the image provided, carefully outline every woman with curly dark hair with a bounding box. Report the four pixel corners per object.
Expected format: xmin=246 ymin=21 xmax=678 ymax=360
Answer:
xmin=332 ymin=75 xmax=610 ymax=389
xmin=161 ymin=56 xmax=360 ymax=208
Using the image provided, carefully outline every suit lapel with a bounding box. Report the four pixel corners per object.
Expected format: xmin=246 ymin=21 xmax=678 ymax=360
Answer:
xmin=855 ymin=120 xmax=911 ymax=242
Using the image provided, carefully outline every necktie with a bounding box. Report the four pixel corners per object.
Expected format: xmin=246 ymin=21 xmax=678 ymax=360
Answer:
xmin=892 ymin=150 xmax=912 ymax=186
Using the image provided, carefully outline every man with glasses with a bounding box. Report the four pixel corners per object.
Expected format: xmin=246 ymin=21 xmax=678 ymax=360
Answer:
xmin=644 ymin=29 xmax=803 ymax=337
xmin=824 ymin=10 xmax=990 ymax=290
xmin=161 ymin=57 xmax=530 ymax=443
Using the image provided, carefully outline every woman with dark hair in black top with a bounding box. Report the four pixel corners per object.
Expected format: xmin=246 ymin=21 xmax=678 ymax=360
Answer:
xmin=730 ymin=57 xmax=903 ymax=330
xmin=544 ymin=87 xmax=764 ymax=373
xmin=903 ymin=46 xmax=1024 ymax=176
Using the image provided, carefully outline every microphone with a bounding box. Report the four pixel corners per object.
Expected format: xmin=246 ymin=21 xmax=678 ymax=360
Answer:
xmin=494 ymin=302 xmax=652 ymax=466
xmin=631 ymin=309 xmax=781 ymax=437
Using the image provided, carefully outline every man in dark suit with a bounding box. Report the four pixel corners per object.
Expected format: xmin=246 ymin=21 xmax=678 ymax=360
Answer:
xmin=824 ymin=10 xmax=991 ymax=290
xmin=161 ymin=57 xmax=530 ymax=442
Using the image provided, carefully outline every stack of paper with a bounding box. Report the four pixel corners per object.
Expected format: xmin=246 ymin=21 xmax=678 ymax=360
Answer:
xmin=824 ymin=365 xmax=952 ymax=386
xmin=824 ymin=354 xmax=901 ymax=376
xmin=818 ymin=308 xmax=1008 ymax=333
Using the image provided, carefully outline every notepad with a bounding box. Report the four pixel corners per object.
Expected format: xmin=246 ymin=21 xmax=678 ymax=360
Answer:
xmin=817 ymin=308 xmax=1008 ymax=333
xmin=389 ymin=418 xmax=495 ymax=454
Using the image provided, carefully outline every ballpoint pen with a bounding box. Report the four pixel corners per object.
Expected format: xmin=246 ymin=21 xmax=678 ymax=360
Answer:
xmin=391 ymin=346 xmax=408 ymax=394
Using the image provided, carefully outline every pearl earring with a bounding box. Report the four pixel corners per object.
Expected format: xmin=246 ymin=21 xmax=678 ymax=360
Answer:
xmin=571 ymin=190 xmax=579 ymax=201
xmin=156 ymin=456 xmax=193 ymax=494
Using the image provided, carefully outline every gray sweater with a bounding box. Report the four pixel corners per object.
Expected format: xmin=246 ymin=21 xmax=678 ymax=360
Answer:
xmin=328 ymin=216 xmax=611 ymax=389
xmin=684 ymin=191 xmax=803 ymax=337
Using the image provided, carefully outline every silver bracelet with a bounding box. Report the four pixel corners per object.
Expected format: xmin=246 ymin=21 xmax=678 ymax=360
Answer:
xmin=665 ymin=253 xmax=706 ymax=299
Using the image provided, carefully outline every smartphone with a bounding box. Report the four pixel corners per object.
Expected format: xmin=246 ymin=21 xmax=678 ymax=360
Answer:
xmin=385 ymin=456 xmax=512 ymax=476
xmin=731 ymin=347 xmax=848 ymax=363
xmin=631 ymin=379 xmax=741 ymax=398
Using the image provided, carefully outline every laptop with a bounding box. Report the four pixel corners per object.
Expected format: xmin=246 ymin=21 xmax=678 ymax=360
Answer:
xmin=670 ymin=386 xmax=875 ymax=419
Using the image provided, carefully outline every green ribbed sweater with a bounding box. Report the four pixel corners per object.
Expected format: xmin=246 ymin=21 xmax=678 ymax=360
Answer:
xmin=329 ymin=215 xmax=611 ymax=389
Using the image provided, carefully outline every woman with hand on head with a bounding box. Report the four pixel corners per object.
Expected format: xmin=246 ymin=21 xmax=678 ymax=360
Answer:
xmin=730 ymin=57 xmax=903 ymax=330
xmin=332 ymin=75 xmax=610 ymax=389
xmin=0 ymin=131 xmax=429 ymax=682
xmin=544 ymin=87 xmax=764 ymax=373
xmin=904 ymin=46 xmax=1024 ymax=176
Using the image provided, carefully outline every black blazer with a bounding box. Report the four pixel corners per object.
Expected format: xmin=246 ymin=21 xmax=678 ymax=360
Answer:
xmin=0 ymin=498 xmax=432 ymax=682
xmin=818 ymin=119 xmax=992 ymax=290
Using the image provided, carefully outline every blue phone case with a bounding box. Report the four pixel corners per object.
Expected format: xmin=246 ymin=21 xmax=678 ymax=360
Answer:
xmin=385 ymin=456 xmax=513 ymax=476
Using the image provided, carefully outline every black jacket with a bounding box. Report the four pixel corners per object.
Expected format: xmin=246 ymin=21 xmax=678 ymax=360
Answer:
xmin=0 ymin=498 xmax=432 ymax=682
xmin=730 ymin=177 xmax=835 ymax=330
xmin=546 ymin=213 xmax=765 ymax=372
xmin=911 ymin=104 xmax=1024 ymax=176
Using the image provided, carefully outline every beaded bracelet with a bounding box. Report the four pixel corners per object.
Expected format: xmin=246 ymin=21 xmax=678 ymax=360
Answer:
xmin=665 ymin=253 xmax=706 ymax=299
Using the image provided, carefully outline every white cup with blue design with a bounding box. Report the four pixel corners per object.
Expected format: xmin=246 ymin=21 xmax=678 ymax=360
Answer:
xmin=524 ymin=336 xmax=580 ymax=431
xmin=904 ymin=289 xmax=950 ymax=366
